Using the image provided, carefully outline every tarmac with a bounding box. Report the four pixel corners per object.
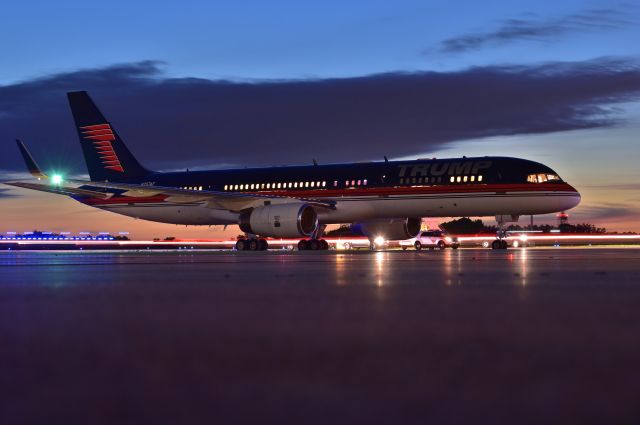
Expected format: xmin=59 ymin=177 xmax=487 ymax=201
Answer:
xmin=2 ymin=247 xmax=640 ymax=424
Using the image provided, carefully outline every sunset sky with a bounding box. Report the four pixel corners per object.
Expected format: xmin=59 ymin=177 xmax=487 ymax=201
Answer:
xmin=1 ymin=0 xmax=639 ymax=238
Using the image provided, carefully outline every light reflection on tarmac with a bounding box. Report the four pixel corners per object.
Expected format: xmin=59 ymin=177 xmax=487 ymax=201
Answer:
xmin=1 ymin=247 xmax=640 ymax=423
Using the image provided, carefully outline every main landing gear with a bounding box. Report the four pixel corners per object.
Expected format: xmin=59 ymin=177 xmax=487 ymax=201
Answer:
xmin=235 ymin=238 xmax=269 ymax=251
xmin=298 ymin=224 xmax=329 ymax=250
xmin=298 ymin=239 xmax=329 ymax=251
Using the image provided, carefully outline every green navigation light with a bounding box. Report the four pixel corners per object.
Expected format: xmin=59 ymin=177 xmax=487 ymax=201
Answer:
xmin=51 ymin=174 xmax=63 ymax=185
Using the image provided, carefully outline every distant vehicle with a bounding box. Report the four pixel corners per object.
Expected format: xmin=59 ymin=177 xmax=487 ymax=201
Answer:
xmin=399 ymin=230 xmax=459 ymax=250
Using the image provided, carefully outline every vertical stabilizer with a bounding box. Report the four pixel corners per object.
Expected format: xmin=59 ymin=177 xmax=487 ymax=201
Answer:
xmin=67 ymin=91 xmax=150 ymax=181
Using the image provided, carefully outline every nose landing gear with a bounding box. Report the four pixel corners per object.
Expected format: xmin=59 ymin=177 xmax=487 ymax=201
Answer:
xmin=491 ymin=214 xmax=519 ymax=250
xmin=491 ymin=239 xmax=508 ymax=250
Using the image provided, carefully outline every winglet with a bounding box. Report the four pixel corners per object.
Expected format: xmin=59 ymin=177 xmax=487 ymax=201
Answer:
xmin=16 ymin=139 xmax=47 ymax=179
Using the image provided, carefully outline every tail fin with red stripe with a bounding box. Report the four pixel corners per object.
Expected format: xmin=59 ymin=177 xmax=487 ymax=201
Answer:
xmin=67 ymin=91 xmax=150 ymax=182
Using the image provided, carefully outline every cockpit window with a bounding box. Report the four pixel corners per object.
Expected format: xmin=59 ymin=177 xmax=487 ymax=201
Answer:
xmin=527 ymin=173 xmax=561 ymax=183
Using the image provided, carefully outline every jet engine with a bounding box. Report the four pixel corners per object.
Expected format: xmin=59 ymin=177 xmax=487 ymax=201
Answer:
xmin=239 ymin=203 xmax=318 ymax=238
xmin=351 ymin=218 xmax=421 ymax=240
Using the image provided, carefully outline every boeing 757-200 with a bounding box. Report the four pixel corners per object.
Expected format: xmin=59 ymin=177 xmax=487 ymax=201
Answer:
xmin=5 ymin=91 xmax=580 ymax=250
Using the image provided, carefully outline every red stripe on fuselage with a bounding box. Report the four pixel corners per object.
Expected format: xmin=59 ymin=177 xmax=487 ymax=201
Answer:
xmin=230 ymin=183 xmax=578 ymax=198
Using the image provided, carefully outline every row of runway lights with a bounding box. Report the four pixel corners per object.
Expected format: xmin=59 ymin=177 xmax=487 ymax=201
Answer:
xmin=0 ymin=236 xmax=115 ymax=241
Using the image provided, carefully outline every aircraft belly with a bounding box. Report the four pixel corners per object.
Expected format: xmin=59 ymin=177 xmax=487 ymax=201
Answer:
xmin=320 ymin=191 xmax=579 ymax=223
xmin=88 ymin=190 xmax=579 ymax=226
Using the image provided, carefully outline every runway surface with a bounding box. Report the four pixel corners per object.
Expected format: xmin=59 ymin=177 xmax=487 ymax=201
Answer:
xmin=2 ymin=247 xmax=640 ymax=424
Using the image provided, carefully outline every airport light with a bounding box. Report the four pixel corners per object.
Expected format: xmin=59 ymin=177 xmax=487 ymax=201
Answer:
xmin=373 ymin=236 xmax=386 ymax=247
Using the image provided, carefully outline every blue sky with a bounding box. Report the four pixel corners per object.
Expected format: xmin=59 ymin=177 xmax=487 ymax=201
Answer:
xmin=1 ymin=0 xmax=639 ymax=236
xmin=3 ymin=0 xmax=638 ymax=82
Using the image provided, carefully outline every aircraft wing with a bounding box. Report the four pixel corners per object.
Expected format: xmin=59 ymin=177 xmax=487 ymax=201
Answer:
xmin=69 ymin=179 xmax=336 ymax=212
xmin=6 ymin=139 xmax=335 ymax=212
xmin=4 ymin=181 xmax=112 ymax=199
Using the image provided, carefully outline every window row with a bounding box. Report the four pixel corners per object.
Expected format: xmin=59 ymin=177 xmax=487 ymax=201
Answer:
xmin=224 ymin=181 xmax=328 ymax=191
xmin=399 ymin=175 xmax=484 ymax=185
xmin=399 ymin=176 xmax=444 ymax=185
xmin=181 ymin=186 xmax=204 ymax=191
xmin=449 ymin=175 xmax=483 ymax=183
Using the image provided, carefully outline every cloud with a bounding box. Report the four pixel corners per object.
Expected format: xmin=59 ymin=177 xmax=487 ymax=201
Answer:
xmin=573 ymin=202 xmax=640 ymax=221
xmin=582 ymin=183 xmax=640 ymax=191
xmin=1 ymin=58 xmax=640 ymax=172
xmin=430 ymin=8 xmax=633 ymax=54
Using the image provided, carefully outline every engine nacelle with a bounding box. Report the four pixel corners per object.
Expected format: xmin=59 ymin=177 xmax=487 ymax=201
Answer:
xmin=351 ymin=218 xmax=421 ymax=241
xmin=239 ymin=203 xmax=318 ymax=238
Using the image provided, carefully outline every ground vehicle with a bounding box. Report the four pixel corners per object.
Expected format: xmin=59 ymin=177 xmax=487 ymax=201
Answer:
xmin=399 ymin=230 xmax=459 ymax=250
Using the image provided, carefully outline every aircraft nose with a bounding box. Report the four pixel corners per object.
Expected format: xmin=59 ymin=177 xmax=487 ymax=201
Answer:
xmin=565 ymin=183 xmax=581 ymax=209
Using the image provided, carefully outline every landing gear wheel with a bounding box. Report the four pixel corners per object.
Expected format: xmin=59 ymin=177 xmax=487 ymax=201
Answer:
xmin=236 ymin=240 xmax=247 ymax=251
xmin=298 ymin=240 xmax=309 ymax=251
xmin=309 ymin=239 xmax=321 ymax=250
xmin=402 ymin=246 xmax=407 ymax=251
xmin=414 ymin=241 xmax=422 ymax=251
xmin=492 ymin=240 xmax=508 ymax=250
xmin=258 ymin=238 xmax=269 ymax=251
xmin=248 ymin=239 xmax=259 ymax=251
xmin=437 ymin=241 xmax=446 ymax=250
xmin=451 ymin=245 xmax=459 ymax=250
xmin=320 ymin=239 xmax=329 ymax=250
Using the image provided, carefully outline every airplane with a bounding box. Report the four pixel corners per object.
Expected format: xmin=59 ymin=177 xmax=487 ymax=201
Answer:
xmin=5 ymin=91 xmax=581 ymax=250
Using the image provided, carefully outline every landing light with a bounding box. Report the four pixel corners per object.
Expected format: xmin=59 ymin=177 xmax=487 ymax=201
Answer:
xmin=50 ymin=174 xmax=63 ymax=185
xmin=373 ymin=236 xmax=386 ymax=247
